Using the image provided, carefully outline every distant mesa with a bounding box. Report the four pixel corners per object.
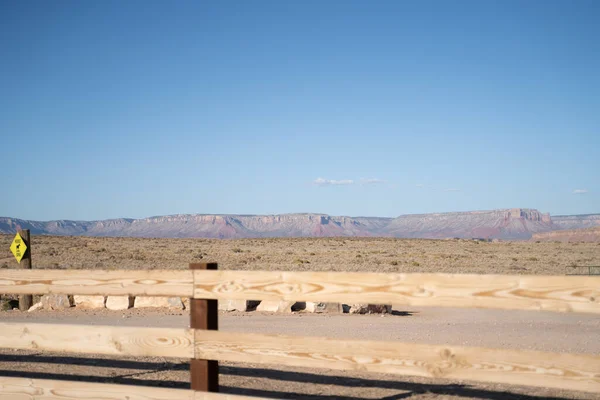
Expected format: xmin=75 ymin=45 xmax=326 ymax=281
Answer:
xmin=1 ymin=209 xmax=598 ymax=241
xmin=531 ymin=226 xmax=600 ymax=243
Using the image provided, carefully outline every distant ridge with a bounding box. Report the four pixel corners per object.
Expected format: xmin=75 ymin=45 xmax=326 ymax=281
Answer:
xmin=1 ymin=209 xmax=598 ymax=240
xmin=532 ymin=226 xmax=600 ymax=243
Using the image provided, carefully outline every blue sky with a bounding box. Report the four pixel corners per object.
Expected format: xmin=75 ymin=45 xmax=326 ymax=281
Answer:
xmin=1 ymin=1 xmax=598 ymax=221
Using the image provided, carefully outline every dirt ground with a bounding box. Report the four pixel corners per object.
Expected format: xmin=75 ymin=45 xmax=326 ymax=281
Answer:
xmin=1 ymin=235 xmax=600 ymax=274
xmin=1 ymin=235 xmax=600 ymax=399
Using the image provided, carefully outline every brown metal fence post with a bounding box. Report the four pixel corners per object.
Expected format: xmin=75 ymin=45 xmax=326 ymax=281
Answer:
xmin=18 ymin=229 xmax=33 ymax=311
xmin=189 ymin=262 xmax=219 ymax=392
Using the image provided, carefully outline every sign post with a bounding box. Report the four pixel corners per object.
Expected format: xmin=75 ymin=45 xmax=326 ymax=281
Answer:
xmin=10 ymin=230 xmax=33 ymax=311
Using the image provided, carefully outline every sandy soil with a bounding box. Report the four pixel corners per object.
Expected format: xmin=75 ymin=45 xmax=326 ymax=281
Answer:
xmin=1 ymin=307 xmax=599 ymax=399
xmin=1 ymin=235 xmax=600 ymax=275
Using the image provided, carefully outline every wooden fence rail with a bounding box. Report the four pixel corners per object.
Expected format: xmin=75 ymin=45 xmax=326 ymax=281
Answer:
xmin=1 ymin=266 xmax=600 ymax=398
xmin=195 ymin=331 xmax=600 ymax=393
xmin=0 ymin=323 xmax=193 ymax=358
xmin=1 ymin=322 xmax=598 ymax=393
xmin=0 ymin=269 xmax=193 ymax=297
xmin=192 ymin=270 xmax=600 ymax=314
xmin=2 ymin=269 xmax=599 ymax=313
xmin=0 ymin=377 xmax=267 ymax=400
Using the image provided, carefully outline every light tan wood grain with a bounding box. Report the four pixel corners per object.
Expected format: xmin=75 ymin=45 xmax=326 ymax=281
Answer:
xmin=0 ymin=323 xmax=193 ymax=358
xmin=193 ymin=270 xmax=600 ymax=313
xmin=0 ymin=270 xmax=193 ymax=297
xmin=0 ymin=377 xmax=193 ymax=400
xmin=195 ymin=393 xmax=276 ymax=400
xmin=195 ymin=330 xmax=600 ymax=393
xmin=0 ymin=377 xmax=275 ymax=400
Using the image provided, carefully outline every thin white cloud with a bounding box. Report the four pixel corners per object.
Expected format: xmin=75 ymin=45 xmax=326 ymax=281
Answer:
xmin=573 ymin=189 xmax=588 ymax=194
xmin=415 ymin=184 xmax=424 ymax=188
xmin=313 ymin=177 xmax=354 ymax=186
xmin=443 ymin=188 xmax=461 ymax=192
xmin=360 ymin=178 xmax=386 ymax=185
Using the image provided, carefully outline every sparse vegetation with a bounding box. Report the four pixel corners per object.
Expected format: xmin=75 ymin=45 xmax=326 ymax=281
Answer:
xmin=0 ymin=235 xmax=598 ymax=275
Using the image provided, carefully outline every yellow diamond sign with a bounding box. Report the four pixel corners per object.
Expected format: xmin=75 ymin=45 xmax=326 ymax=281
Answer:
xmin=10 ymin=232 xmax=27 ymax=263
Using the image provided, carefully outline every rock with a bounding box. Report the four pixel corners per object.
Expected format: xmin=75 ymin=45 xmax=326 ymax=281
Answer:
xmin=304 ymin=302 xmax=342 ymax=313
xmin=256 ymin=300 xmax=295 ymax=313
xmin=219 ymin=300 xmax=261 ymax=312
xmin=106 ymin=296 xmax=134 ymax=310
xmin=41 ymin=294 xmax=73 ymax=310
xmin=168 ymin=297 xmax=184 ymax=309
xmin=372 ymin=304 xmax=392 ymax=314
xmin=182 ymin=297 xmax=190 ymax=310
xmin=134 ymin=296 xmax=184 ymax=309
xmin=28 ymin=302 xmax=43 ymax=312
xmin=74 ymin=295 xmax=106 ymax=309
xmin=346 ymin=304 xmax=392 ymax=314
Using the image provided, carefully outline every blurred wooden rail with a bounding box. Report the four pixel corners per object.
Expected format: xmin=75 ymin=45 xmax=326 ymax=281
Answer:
xmin=1 ymin=267 xmax=600 ymax=398
xmin=193 ymin=270 xmax=600 ymax=313
xmin=0 ymin=323 xmax=193 ymax=358
xmin=195 ymin=331 xmax=600 ymax=393
xmin=0 ymin=269 xmax=193 ymax=297
xmin=2 ymin=322 xmax=599 ymax=392
xmin=0 ymin=377 xmax=267 ymax=400
xmin=2 ymin=269 xmax=599 ymax=313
